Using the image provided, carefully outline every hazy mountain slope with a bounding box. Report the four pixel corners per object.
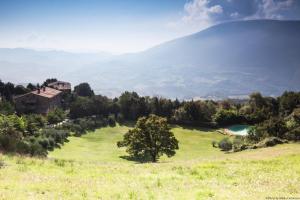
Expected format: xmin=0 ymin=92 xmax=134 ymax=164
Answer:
xmin=1 ymin=20 xmax=300 ymax=98
xmin=0 ymin=48 xmax=112 ymax=84
xmin=75 ymin=20 xmax=300 ymax=98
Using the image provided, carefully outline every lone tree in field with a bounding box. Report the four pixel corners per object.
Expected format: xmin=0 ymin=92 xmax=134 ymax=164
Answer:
xmin=117 ymin=114 xmax=179 ymax=162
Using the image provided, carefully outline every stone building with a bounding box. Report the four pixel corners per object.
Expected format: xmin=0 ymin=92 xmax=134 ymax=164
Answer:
xmin=48 ymin=81 xmax=71 ymax=93
xmin=14 ymin=87 xmax=62 ymax=114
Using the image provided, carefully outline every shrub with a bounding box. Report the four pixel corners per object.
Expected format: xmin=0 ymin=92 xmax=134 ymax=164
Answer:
xmin=0 ymin=101 xmax=15 ymax=115
xmin=232 ymin=136 xmax=249 ymax=152
xmin=38 ymin=138 xmax=50 ymax=150
xmin=218 ymin=138 xmax=233 ymax=151
xmin=0 ymin=128 xmax=23 ymax=152
xmin=255 ymin=137 xmax=287 ymax=148
xmin=108 ymin=114 xmax=116 ymax=127
xmin=248 ymin=117 xmax=287 ymax=142
xmin=16 ymin=140 xmax=31 ymax=154
xmin=211 ymin=141 xmax=217 ymax=148
xmin=47 ymin=137 xmax=55 ymax=150
xmin=25 ymin=114 xmax=46 ymax=135
xmin=29 ymin=142 xmax=47 ymax=156
xmin=41 ymin=128 xmax=69 ymax=145
xmin=284 ymin=127 xmax=300 ymax=141
xmin=0 ymin=160 xmax=4 ymax=168
xmin=47 ymin=108 xmax=66 ymax=124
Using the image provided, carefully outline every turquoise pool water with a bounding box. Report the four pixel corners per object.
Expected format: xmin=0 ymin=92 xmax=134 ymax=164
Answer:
xmin=226 ymin=125 xmax=250 ymax=136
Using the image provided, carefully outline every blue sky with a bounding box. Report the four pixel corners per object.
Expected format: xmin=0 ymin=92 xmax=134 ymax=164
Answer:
xmin=0 ymin=0 xmax=299 ymax=53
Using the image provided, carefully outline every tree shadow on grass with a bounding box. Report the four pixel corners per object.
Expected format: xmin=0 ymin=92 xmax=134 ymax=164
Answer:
xmin=118 ymin=121 xmax=135 ymax=128
xmin=171 ymin=124 xmax=218 ymax=133
xmin=119 ymin=155 xmax=153 ymax=164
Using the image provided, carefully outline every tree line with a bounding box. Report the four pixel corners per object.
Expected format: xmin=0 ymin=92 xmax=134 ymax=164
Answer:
xmin=0 ymin=79 xmax=299 ymax=157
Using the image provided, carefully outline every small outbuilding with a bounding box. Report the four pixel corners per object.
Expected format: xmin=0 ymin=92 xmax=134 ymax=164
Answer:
xmin=48 ymin=81 xmax=71 ymax=93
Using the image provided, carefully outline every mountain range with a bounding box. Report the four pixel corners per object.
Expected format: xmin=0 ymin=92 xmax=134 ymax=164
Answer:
xmin=1 ymin=20 xmax=300 ymax=99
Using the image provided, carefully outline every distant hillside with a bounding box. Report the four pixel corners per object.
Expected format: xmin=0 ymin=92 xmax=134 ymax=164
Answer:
xmin=0 ymin=48 xmax=112 ymax=84
xmin=75 ymin=20 xmax=300 ymax=98
xmin=1 ymin=20 xmax=300 ymax=98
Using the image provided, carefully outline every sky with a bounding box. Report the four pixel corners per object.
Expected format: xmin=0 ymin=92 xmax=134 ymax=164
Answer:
xmin=0 ymin=0 xmax=300 ymax=54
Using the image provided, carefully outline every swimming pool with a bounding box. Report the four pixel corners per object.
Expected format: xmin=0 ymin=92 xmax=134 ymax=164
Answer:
xmin=226 ymin=125 xmax=250 ymax=136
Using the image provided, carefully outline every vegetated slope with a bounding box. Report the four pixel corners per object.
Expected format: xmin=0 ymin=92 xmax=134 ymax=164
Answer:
xmin=0 ymin=125 xmax=299 ymax=199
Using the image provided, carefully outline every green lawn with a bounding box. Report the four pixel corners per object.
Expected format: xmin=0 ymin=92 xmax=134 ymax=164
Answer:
xmin=0 ymin=125 xmax=300 ymax=199
xmin=48 ymin=125 xmax=226 ymax=163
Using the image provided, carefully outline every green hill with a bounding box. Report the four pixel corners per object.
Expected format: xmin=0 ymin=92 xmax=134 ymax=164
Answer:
xmin=0 ymin=125 xmax=299 ymax=199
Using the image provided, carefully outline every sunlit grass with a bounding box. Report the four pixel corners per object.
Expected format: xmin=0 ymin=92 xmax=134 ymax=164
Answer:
xmin=0 ymin=125 xmax=299 ymax=199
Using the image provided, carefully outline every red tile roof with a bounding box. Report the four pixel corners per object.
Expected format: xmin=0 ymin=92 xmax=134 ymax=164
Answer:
xmin=31 ymin=87 xmax=62 ymax=98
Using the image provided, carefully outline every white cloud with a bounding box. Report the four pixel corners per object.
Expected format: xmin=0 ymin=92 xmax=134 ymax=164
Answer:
xmin=182 ymin=0 xmax=223 ymax=24
xmin=230 ymin=12 xmax=240 ymax=18
xmin=168 ymin=0 xmax=223 ymax=35
xmin=248 ymin=0 xmax=294 ymax=19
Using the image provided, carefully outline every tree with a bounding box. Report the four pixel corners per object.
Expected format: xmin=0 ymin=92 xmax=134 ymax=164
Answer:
xmin=26 ymin=83 xmax=37 ymax=91
xmin=278 ymin=91 xmax=300 ymax=116
xmin=248 ymin=117 xmax=288 ymax=141
xmin=14 ymin=85 xmax=30 ymax=95
xmin=0 ymin=100 xmax=15 ymax=115
xmin=0 ymin=80 xmax=4 ymax=96
xmin=117 ymin=115 xmax=179 ymax=162
xmin=213 ymin=109 xmax=244 ymax=126
xmin=3 ymin=82 xmax=14 ymax=101
xmin=118 ymin=91 xmax=148 ymax=120
xmin=74 ymin=83 xmax=94 ymax=97
xmin=43 ymin=78 xmax=57 ymax=86
xmin=69 ymin=97 xmax=94 ymax=118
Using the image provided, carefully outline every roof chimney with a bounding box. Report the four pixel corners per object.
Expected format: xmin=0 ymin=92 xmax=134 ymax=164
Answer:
xmin=43 ymin=87 xmax=46 ymax=92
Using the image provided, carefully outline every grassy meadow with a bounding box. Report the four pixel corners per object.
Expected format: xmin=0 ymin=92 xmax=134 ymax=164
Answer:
xmin=0 ymin=125 xmax=300 ymax=199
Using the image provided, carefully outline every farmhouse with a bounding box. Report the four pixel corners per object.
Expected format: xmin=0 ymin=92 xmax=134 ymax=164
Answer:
xmin=48 ymin=81 xmax=71 ymax=93
xmin=14 ymin=87 xmax=62 ymax=114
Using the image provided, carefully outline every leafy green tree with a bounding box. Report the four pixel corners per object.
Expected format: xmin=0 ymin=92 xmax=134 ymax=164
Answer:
xmin=0 ymin=80 xmax=4 ymax=96
xmin=25 ymin=114 xmax=46 ymax=135
xmin=150 ymin=97 xmax=173 ymax=118
xmin=292 ymin=108 xmax=300 ymax=124
xmin=69 ymin=97 xmax=94 ymax=118
xmin=262 ymin=117 xmax=287 ymax=138
xmin=92 ymin=95 xmax=113 ymax=117
xmin=118 ymin=91 xmax=148 ymax=120
xmin=26 ymin=83 xmax=37 ymax=91
xmin=213 ymin=109 xmax=244 ymax=126
xmin=14 ymin=85 xmax=30 ymax=95
xmin=172 ymin=106 xmax=191 ymax=124
xmin=0 ymin=100 xmax=15 ymax=115
xmin=248 ymin=117 xmax=287 ymax=141
xmin=249 ymin=92 xmax=266 ymax=109
xmin=74 ymin=83 xmax=94 ymax=97
xmin=3 ymin=82 xmax=14 ymax=101
xmin=0 ymin=114 xmax=26 ymax=151
xmin=278 ymin=91 xmax=300 ymax=116
xmin=117 ymin=115 xmax=179 ymax=162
